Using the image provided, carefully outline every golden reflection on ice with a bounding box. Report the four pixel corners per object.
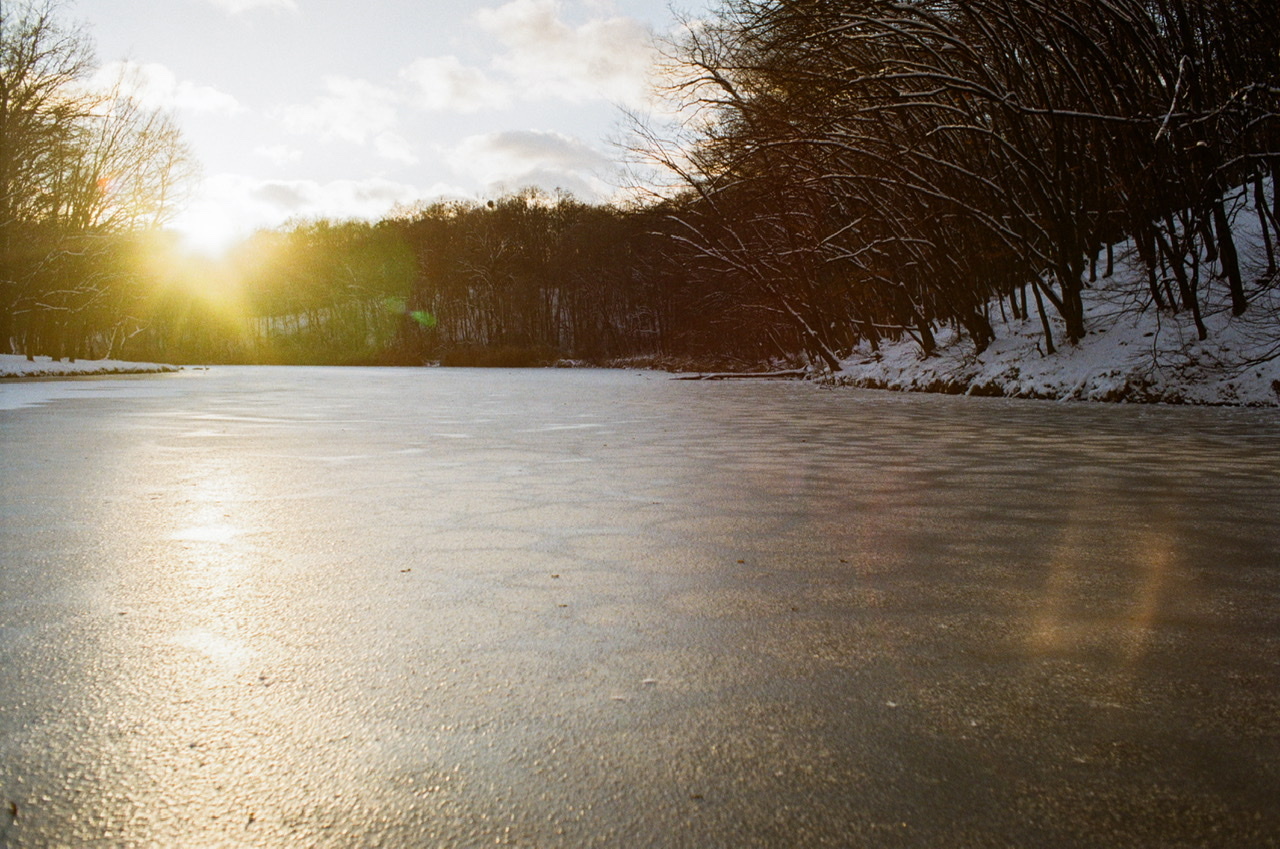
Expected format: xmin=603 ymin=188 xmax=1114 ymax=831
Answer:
xmin=170 ymin=453 xmax=252 ymax=556
xmin=171 ymin=521 xmax=241 ymax=544
xmin=1028 ymin=499 xmax=1177 ymax=668
xmin=1027 ymin=515 xmax=1085 ymax=654
xmin=164 ymin=452 xmax=259 ymax=672
xmin=173 ymin=627 xmax=250 ymax=672
xmin=1119 ymin=526 xmax=1174 ymax=664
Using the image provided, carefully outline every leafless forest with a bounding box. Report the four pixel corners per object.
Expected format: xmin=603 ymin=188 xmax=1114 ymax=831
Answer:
xmin=4 ymin=0 xmax=1277 ymax=369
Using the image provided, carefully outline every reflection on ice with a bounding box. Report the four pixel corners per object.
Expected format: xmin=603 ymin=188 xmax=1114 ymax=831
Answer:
xmin=1025 ymin=474 xmax=1187 ymax=672
xmin=171 ymin=522 xmax=240 ymax=544
xmin=173 ymin=627 xmax=251 ymax=671
xmin=519 ymin=423 xmax=605 ymax=432
xmin=1116 ymin=526 xmax=1176 ymax=664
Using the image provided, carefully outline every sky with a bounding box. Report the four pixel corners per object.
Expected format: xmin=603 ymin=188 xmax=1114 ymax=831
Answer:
xmin=74 ymin=0 xmax=707 ymax=251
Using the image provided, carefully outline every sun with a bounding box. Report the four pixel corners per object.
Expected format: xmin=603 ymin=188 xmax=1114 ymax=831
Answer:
xmin=170 ymin=202 xmax=251 ymax=259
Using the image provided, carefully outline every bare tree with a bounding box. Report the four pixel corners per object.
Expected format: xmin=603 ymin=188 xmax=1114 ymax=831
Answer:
xmin=0 ymin=0 xmax=197 ymax=358
xmin=638 ymin=0 xmax=1279 ymax=362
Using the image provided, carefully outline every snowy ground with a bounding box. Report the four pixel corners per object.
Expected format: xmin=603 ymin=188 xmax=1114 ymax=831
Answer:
xmin=833 ymin=283 xmax=1280 ymax=406
xmin=0 ymin=354 xmax=179 ymax=379
xmin=833 ymin=203 xmax=1280 ymax=406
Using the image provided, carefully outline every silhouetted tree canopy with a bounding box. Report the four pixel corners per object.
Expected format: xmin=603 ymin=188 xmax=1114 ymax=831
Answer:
xmin=6 ymin=0 xmax=1278 ymax=370
xmin=1 ymin=0 xmax=197 ymax=361
xmin=640 ymin=0 xmax=1280 ymax=360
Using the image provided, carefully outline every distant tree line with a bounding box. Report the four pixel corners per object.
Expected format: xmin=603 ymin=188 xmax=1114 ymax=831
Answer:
xmin=116 ymin=192 xmax=808 ymax=368
xmin=386 ymin=191 xmax=804 ymax=366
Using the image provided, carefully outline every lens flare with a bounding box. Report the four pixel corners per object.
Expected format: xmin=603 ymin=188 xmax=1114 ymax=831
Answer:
xmin=409 ymin=310 xmax=438 ymax=329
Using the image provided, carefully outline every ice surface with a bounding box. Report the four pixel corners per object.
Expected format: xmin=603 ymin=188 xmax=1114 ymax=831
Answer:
xmin=2 ymin=367 xmax=1278 ymax=846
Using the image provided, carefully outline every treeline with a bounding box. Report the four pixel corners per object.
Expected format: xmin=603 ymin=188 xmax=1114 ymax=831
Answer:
xmin=116 ymin=193 xmax=803 ymax=368
xmin=390 ymin=191 xmax=799 ymax=366
xmin=648 ymin=0 xmax=1280 ymax=361
xmin=112 ymin=222 xmax=413 ymax=365
xmin=5 ymin=0 xmax=1280 ymax=371
xmin=117 ymin=0 xmax=1280 ymax=370
xmin=1 ymin=0 xmax=196 ymax=362
xmin=394 ymin=194 xmax=661 ymax=365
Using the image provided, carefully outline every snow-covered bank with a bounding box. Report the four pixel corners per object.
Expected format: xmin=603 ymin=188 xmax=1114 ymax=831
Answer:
xmin=833 ymin=292 xmax=1280 ymax=406
xmin=832 ymin=210 xmax=1280 ymax=406
xmin=0 ymin=354 xmax=179 ymax=379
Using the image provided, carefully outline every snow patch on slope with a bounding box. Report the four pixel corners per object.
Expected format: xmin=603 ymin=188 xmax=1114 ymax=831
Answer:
xmin=835 ymin=195 xmax=1280 ymax=406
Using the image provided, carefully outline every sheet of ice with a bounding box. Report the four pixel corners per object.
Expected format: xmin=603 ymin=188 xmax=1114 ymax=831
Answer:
xmin=2 ymin=366 xmax=1278 ymax=846
xmin=0 ymin=368 xmax=186 ymax=411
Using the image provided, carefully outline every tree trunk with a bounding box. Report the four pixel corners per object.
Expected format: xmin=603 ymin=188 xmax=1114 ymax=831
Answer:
xmin=1256 ymin=176 xmax=1276 ymax=275
xmin=1187 ymin=250 xmax=1208 ymax=341
xmin=1056 ymin=263 xmax=1086 ymax=344
xmin=1272 ymin=157 xmax=1280 ymax=226
xmin=1211 ymin=198 xmax=1247 ymax=316
xmin=913 ymin=311 xmax=936 ymax=357
xmin=1135 ymin=225 xmax=1165 ymax=309
xmin=1157 ymin=217 xmax=1195 ymax=314
xmin=862 ymin=320 xmax=881 ymax=354
xmin=961 ymin=309 xmax=994 ymax=354
xmin=1199 ymin=210 xmax=1219 ymax=264
xmin=1032 ymin=281 xmax=1055 ymax=356
xmin=0 ymin=295 xmax=10 ymax=355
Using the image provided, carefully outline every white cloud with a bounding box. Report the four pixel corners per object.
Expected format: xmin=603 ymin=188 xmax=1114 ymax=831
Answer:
xmin=279 ymin=77 xmax=396 ymax=145
xmin=448 ymin=130 xmax=613 ymax=197
xmin=395 ymin=2 xmax=656 ymax=117
xmin=374 ymin=132 xmax=419 ymax=165
xmin=251 ymin=177 xmax=423 ymax=216
xmin=475 ymin=0 xmax=656 ymax=106
xmin=93 ymin=61 xmax=242 ymax=114
xmin=205 ymin=0 xmax=298 ymax=13
xmin=253 ymin=144 xmax=303 ymax=165
xmin=172 ymin=173 xmax=429 ymax=253
xmin=278 ymin=77 xmax=416 ymax=163
xmin=400 ymin=55 xmax=511 ymax=113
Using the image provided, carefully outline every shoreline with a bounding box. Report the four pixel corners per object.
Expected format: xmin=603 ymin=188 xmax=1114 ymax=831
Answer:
xmin=0 ymin=355 xmax=180 ymax=380
xmin=4 ymin=336 xmax=1278 ymax=407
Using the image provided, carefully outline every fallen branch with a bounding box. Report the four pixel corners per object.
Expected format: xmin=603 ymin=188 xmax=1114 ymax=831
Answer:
xmin=673 ymin=369 xmax=809 ymax=381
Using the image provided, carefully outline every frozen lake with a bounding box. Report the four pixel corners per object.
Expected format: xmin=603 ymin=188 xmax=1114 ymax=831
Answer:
xmin=1 ymin=367 xmax=1278 ymax=847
